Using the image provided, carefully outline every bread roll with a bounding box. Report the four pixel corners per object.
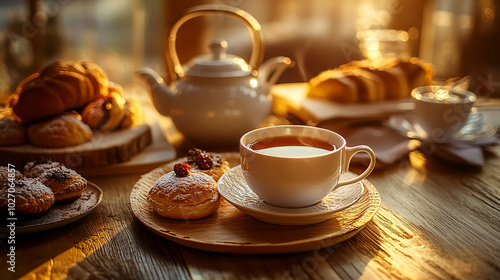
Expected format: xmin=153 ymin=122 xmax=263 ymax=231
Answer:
xmin=27 ymin=112 xmax=93 ymax=147
xmin=10 ymin=60 xmax=109 ymax=123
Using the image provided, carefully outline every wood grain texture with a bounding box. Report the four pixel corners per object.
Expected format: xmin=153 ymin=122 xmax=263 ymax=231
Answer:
xmin=0 ymin=124 xmax=152 ymax=168
xmin=1 ymin=115 xmax=499 ymax=279
xmin=130 ymin=153 xmax=380 ymax=254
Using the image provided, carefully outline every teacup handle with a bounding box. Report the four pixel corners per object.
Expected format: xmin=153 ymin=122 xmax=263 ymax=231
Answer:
xmin=336 ymin=145 xmax=376 ymax=188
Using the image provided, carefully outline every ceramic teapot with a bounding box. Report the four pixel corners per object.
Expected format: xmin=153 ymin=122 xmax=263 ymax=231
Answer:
xmin=137 ymin=5 xmax=293 ymax=146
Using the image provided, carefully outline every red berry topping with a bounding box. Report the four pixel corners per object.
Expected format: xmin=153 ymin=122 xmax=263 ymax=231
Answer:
xmin=195 ymin=154 xmax=213 ymax=170
xmin=173 ymin=163 xmax=190 ymax=176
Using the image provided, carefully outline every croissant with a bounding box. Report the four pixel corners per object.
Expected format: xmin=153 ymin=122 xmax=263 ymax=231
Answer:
xmin=10 ymin=60 xmax=109 ymax=123
xmin=307 ymin=57 xmax=433 ymax=103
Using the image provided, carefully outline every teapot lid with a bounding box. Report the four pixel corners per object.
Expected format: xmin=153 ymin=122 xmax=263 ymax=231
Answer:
xmin=185 ymin=40 xmax=252 ymax=77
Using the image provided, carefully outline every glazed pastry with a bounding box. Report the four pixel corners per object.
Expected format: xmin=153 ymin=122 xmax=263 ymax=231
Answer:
xmin=81 ymin=82 xmax=143 ymax=131
xmin=0 ymin=107 xmax=28 ymax=146
xmin=185 ymin=148 xmax=230 ymax=181
xmin=38 ymin=166 xmax=87 ymax=203
xmin=10 ymin=60 xmax=109 ymax=123
xmin=23 ymin=160 xmax=62 ymax=178
xmin=0 ymin=178 xmax=55 ymax=217
xmin=27 ymin=112 xmax=93 ymax=147
xmin=0 ymin=166 xmax=23 ymax=188
xmin=148 ymin=163 xmax=221 ymax=220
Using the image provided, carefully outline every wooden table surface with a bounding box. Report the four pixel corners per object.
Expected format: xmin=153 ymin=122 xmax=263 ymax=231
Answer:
xmin=1 ymin=104 xmax=500 ymax=280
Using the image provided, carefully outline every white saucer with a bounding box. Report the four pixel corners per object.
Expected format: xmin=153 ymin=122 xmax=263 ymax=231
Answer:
xmin=218 ymin=165 xmax=364 ymax=225
xmin=387 ymin=111 xmax=497 ymax=143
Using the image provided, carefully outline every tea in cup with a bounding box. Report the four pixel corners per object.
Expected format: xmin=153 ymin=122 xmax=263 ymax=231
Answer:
xmin=239 ymin=125 xmax=376 ymax=208
xmin=412 ymin=86 xmax=476 ymax=142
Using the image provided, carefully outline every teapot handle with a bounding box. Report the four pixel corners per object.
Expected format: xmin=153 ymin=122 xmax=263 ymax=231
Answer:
xmin=166 ymin=4 xmax=264 ymax=83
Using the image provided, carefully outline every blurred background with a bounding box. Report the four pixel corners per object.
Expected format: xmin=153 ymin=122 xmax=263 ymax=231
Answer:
xmin=0 ymin=0 xmax=498 ymax=102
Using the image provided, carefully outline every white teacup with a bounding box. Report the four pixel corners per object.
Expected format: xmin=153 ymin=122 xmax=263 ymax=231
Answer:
xmin=239 ymin=125 xmax=376 ymax=208
xmin=412 ymin=86 xmax=476 ymax=142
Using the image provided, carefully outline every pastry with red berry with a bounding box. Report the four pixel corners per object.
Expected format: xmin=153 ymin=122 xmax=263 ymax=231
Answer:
xmin=185 ymin=148 xmax=230 ymax=181
xmin=147 ymin=163 xmax=221 ymax=220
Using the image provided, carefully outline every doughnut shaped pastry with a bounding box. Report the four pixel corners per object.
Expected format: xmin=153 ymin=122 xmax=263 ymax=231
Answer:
xmin=0 ymin=178 xmax=55 ymax=217
xmin=38 ymin=166 xmax=87 ymax=203
xmin=148 ymin=169 xmax=221 ymax=220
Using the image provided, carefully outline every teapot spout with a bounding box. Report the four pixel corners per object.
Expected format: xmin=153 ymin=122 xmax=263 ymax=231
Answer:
xmin=136 ymin=68 xmax=173 ymax=116
xmin=258 ymin=56 xmax=294 ymax=87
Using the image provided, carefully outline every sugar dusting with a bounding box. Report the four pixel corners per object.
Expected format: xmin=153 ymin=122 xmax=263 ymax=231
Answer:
xmin=148 ymin=171 xmax=217 ymax=206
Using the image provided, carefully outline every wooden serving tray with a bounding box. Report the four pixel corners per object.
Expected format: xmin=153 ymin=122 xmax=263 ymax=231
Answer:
xmin=0 ymin=124 xmax=152 ymax=169
xmin=130 ymin=153 xmax=381 ymax=254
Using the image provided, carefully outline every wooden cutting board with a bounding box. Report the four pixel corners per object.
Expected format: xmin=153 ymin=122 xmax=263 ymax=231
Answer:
xmin=130 ymin=153 xmax=381 ymax=254
xmin=0 ymin=123 xmax=153 ymax=169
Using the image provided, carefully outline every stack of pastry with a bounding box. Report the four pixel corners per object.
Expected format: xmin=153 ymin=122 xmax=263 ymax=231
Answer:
xmin=1 ymin=60 xmax=143 ymax=148
xmin=306 ymin=57 xmax=433 ymax=103
xmin=0 ymin=160 xmax=87 ymax=218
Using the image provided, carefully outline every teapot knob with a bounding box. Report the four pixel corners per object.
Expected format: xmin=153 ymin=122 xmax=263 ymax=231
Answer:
xmin=210 ymin=40 xmax=228 ymax=60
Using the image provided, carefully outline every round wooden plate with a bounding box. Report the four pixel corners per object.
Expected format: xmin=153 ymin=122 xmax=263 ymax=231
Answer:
xmin=0 ymin=124 xmax=152 ymax=168
xmin=130 ymin=153 xmax=381 ymax=254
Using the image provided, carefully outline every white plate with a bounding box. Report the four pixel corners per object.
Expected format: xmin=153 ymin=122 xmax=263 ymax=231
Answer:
xmin=218 ymin=165 xmax=364 ymax=225
xmin=387 ymin=111 xmax=498 ymax=143
xmin=0 ymin=182 xmax=102 ymax=234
